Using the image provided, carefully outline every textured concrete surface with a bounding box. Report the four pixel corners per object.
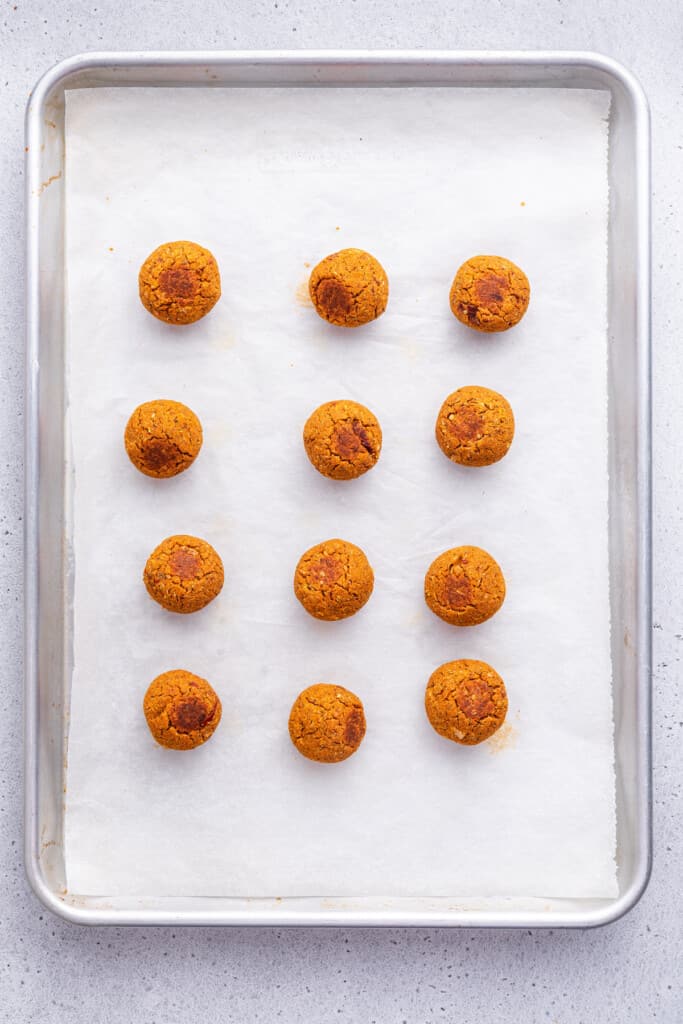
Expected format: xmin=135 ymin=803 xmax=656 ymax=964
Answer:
xmin=0 ymin=1 xmax=680 ymax=1021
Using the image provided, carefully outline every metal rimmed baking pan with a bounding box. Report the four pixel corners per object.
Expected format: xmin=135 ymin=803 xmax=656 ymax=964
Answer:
xmin=25 ymin=50 xmax=651 ymax=927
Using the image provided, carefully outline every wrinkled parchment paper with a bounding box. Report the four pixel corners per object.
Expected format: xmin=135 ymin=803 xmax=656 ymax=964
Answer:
xmin=63 ymin=86 xmax=616 ymax=898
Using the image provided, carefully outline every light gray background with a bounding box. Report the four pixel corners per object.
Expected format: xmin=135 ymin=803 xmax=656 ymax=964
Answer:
xmin=0 ymin=1 xmax=679 ymax=1021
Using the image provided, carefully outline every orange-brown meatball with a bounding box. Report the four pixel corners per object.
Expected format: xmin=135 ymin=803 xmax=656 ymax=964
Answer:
xmin=450 ymin=255 xmax=529 ymax=332
xmin=424 ymin=546 xmax=505 ymax=626
xmin=425 ymin=659 xmax=508 ymax=745
xmin=143 ymin=534 xmax=224 ymax=613
xmin=303 ymin=399 xmax=382 ymax=480
xmin=294 ymin=538 xmax=374 ymax=621
xmin=144 ymin=669 xmax=222 ymax=750
xmin=288 ymin=683 xmax=366 ymax=762
xmin=309 ymin=248 xmax=388 ymax=327
xmin=435 ymin=386 xmax=514 ymax=467
xmin=139 ymin=240 xmax=221 ymax=325
xmin=124 ymin=399 xmax=203 ymax=478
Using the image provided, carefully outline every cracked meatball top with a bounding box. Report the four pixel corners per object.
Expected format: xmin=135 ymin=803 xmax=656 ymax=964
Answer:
xmin=303 ymin=399 xmax=382 ymax=480
xmin=308 ymin=248 xmax=388 ymax=327
xmin=435 ymin=385 xmax=514 ymax=467
xmin=288 ymin=683 xmax=366 ymax=762
xmin=424 ymin=545 xmax=505 ymax=627
xmin=138 ymin=240 xmax=221 ymax=325
xmin=425 ymin=659 xmax=508 ymax=746
xmin=294 ymin=538 xmax=374 ymax=621
xmin=449 ymin=255 xmax=529 ymax=332
xmin=143 ymin=669 xmax=222 ymax=750
xmin=143 ymin=534 xmax=224 ymax=614
xmin=125 ymin=398 xmax=203 ymax=478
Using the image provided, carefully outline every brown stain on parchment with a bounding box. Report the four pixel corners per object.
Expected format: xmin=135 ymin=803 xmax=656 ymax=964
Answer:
xmin=296 ymin=279 xmax=313 ymax=308
xmin=487 ymin=720 xmax=517 ymax=754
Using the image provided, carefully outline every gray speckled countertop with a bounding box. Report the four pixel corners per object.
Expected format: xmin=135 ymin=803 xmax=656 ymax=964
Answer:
xmin=1 ymin=2 xmax=680 ymax=1020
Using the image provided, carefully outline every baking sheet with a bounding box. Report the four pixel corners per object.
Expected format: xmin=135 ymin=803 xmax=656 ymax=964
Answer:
xmin=63 ymin=85 xmax=616 ymax=899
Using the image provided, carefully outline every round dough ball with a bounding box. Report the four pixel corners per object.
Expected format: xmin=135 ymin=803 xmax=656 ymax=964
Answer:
xmin=449 ymin=255 xmax=530 ymax=332
xmin=139 ymin=240 xmax=221 ymax=325
xmin=303 ymin=399 xmax=382 ymax=480
xmin=144 ymin=669 xmax=222 ymax=750
xmin=424 ymin=545 xmax=505 ymax=626
xmin=309 ymin=248 xmax=388 ymax=327
xmin=435 ymin=385 xmax=514 ymax=467
xmin=288 ymin=683 xmax=366 ymax=762
xmin=294 ymin=538 xmax=374 ymax=621
xmin=144 ymin=534 xmax=224 ymax=613
xmin=124 ymin=399 xmax=203 ymax=478
xmin=425 ymin=659 xmax=508 ymax=745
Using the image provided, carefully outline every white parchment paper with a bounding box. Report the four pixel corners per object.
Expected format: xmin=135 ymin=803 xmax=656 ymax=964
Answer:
xmin=63 ymin=86 xmax=616 ymax=898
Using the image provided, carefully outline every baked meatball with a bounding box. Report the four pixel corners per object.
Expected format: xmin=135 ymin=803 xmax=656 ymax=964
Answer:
xmin=294 ymin=538 xmax=374 ymax=621
xmin=449 ymin=255 xmax=529 ymax=332
xmin=425 ymin=659 xmax=507 ymax=745
xmin=124 ymin=399 xmax=202 ymax=478
xmin=144 ymin=534 xmax=224 ymax=613
xmin=139 ymin=240 xmax=221 ymax=325
xmin=144 ymin=669 xmax=222 ymax=750
xmin=309 ymin=248 xmax=388 ymax=327
xmin=424 ymin=545 xmax=505 ymax=626
xmin=435 ymin=386 xmax=514 ymax=467
xmin=288 ymin=683 xmax=366 ymax=762
xmin=303 ymin=400 xmax=382 ymax=480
